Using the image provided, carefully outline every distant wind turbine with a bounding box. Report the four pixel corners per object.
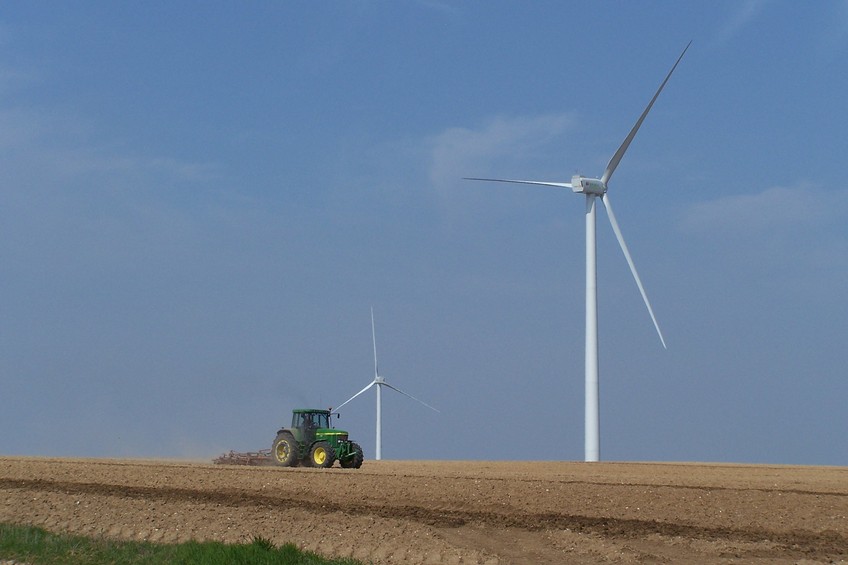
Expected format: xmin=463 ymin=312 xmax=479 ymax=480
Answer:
xmin=335 ymin=308 xmax=439 ymax=460
xmin=465 ymin=42 xmax=690 ymax=462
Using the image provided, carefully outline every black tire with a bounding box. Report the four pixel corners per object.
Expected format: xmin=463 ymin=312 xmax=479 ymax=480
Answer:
xmin=309 ymin=441 xmax=335 ymax=468
xmin=272 ymin=433 xmax=298 ymax=467
xmin=341 ymin=442 xmax=364 ymax=469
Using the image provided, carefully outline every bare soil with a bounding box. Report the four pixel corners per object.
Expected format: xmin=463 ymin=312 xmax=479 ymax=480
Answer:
xmin=1 ymin=457 xmax=847 ymax=564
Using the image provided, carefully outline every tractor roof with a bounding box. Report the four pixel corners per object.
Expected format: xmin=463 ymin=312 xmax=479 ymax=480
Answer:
xmin=293 ymin=408 xmax=331 ymax=415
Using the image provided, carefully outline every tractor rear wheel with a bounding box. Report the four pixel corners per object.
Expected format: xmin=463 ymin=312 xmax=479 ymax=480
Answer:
xmin=309 ymin=441 xmax=335 ymax=468
xmin=340 ymin=442 xmax=364 ymax=469
xmin=272 ymin=433 xmax=298 ymax=467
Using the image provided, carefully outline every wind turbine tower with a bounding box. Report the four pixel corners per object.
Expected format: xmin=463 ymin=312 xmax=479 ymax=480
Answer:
xmin=466 ymin=43 xmax=689 ymax=462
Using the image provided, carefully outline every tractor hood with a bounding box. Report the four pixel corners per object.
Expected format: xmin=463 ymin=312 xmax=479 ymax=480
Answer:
xmin=317 ymin=428 xmax=349 ymax=440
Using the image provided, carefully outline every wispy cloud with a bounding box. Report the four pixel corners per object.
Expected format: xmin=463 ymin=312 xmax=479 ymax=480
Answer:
xmin=680 ymin=184 xmax=848 ymax=234
xmin=0 ymin=108 xmax=51 ymax=148
xmin=0 ymin=50 xmax=219 ymax=188
xmin=714 ymin=0 xmax=770 ymax=45
xmin=48 ymin=150 xmax=221 ymax=183
xmin=428 ymin=113 xmax=573 ymax=192
xmin=0 ymin=101 xmax=221 ymax=195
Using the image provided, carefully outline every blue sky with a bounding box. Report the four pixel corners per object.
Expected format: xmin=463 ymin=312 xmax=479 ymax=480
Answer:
xmin=2 ymin=1 xmax=847 ymax=465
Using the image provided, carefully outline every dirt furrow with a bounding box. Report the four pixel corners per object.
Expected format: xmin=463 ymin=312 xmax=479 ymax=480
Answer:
xmin=3 ymin=474 xmax=847 ymax=560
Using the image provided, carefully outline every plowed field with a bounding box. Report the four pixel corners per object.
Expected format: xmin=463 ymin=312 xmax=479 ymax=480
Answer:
xmin=1 ymin=457 xmax=847 ymax=564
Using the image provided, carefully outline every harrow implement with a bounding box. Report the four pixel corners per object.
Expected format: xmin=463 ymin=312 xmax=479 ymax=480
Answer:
xmin=212 ymin=449 xmax=273 ymax=466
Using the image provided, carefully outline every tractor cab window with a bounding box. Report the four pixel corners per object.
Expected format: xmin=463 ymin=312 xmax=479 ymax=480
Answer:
xmin=293 ymin=412 xmax=329 ymax=430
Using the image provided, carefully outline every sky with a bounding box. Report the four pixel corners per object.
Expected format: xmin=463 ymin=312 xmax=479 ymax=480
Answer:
xmin=2 ymin=1 xmax=847 ymax=466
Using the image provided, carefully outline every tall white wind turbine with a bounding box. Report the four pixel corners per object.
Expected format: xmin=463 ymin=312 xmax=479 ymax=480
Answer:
xmin=335 ymin=308 xmax=439 ymax=460
xmin=466 ymin=43 xmax=689 ymax=462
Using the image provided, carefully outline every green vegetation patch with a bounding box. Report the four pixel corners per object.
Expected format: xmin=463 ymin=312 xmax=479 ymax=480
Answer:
xmin=0 ymin=523 xmax=364 ymax=565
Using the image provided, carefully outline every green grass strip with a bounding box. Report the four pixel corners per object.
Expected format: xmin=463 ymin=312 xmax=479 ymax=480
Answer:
xmin=0 ymin=523 xmax=365 ymax=564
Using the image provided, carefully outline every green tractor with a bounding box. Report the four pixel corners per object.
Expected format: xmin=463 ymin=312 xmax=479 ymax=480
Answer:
xmin=272 ymin=408 xmax=364 ymax=469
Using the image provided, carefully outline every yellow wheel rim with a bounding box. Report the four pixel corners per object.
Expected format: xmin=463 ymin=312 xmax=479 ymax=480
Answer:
xmin=313 ymin=447 xmax=327 ymax=465
xmin=276 ymin=442 xmax=289 ymax=462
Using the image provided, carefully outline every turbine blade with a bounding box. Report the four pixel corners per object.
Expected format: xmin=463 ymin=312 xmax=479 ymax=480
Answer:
xmin=382 ymin=381 xmax=440 ymax=412
xmin=464 ymin=177 xmax=572 ymax=189
xmin=335 ymin=381 xmax=376 ymax=412
xmin=601 ymin=193 xmax=667 ymax=349
xmin=371 ymin=306 xmax=379 ymax=379
xmin=601 ymin=41 xmax=691 ymax=186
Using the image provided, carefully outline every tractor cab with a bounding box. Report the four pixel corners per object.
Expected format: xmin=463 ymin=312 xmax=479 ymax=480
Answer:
xmin=292 ymin=409 xmax=331 ymax=431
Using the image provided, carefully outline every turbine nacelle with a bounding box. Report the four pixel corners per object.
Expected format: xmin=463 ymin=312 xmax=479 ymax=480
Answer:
xmin=571 ymin=176 xmax=607 ymax=196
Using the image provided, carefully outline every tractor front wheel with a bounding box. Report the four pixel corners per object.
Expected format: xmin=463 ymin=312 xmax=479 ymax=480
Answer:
xmin=309 ymin=441 xmax=335 ymax=468
xmin=272 ymin=433 xmax=298 ymax=467
xmin=340 ymin=442 xmax=364 ymax=469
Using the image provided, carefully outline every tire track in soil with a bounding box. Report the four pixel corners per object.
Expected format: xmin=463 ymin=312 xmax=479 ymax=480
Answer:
xmin=38 ymin=459 xmax=848 ymax=496
xmin=3 ymin=476 xmax=847 ymax=560
xmin=335 ymin=467 xmax=848 ymax=498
